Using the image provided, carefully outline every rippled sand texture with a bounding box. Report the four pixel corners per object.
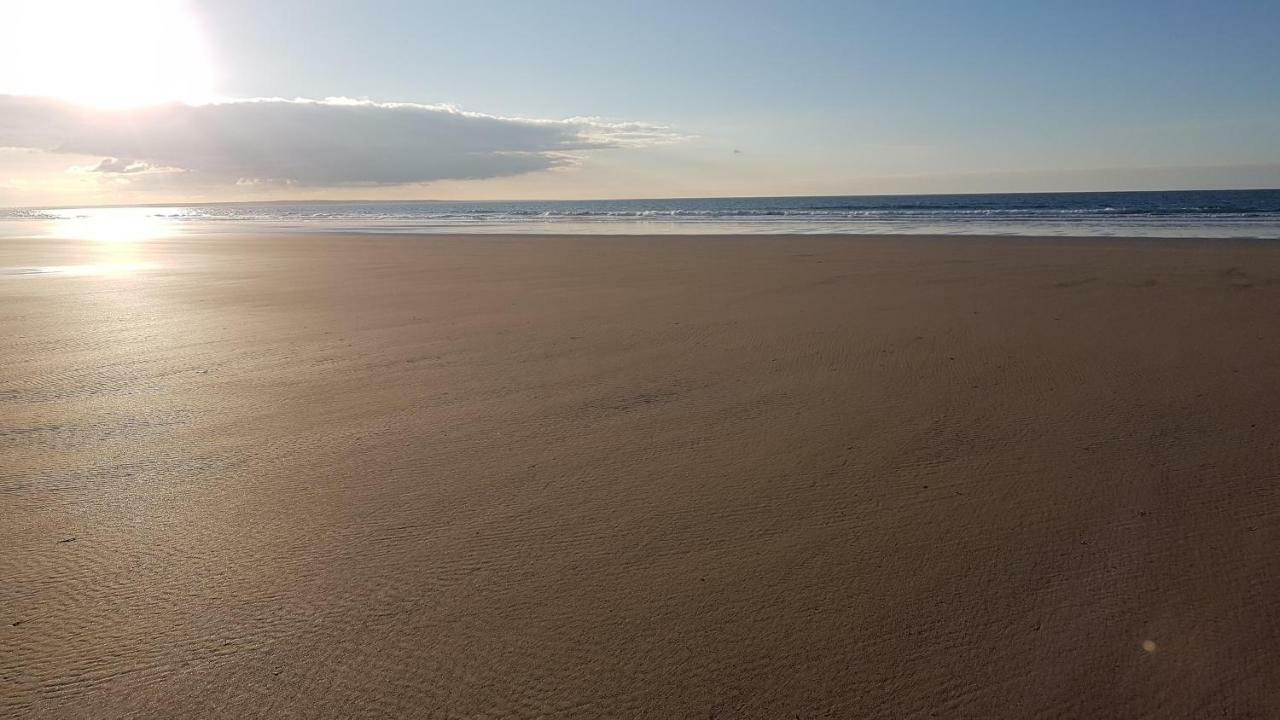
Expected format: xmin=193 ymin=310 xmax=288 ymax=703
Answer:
xmin=4 ymin=234 xmax=1280 ymax=718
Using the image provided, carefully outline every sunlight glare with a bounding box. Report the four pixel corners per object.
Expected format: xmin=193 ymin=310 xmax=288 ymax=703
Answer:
xmin=46 ymin=207 xmax=181 ymax=243
xmin=1 ymin=0 xmax=216 ymax=107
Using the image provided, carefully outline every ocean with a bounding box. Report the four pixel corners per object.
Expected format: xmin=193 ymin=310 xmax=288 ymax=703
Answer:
xmin=4 ymin=189 xmax=1280 ymax=239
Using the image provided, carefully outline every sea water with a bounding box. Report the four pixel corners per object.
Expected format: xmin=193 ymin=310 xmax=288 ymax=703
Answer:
xmin=3 ymin=189 xmax=1279 ymax=239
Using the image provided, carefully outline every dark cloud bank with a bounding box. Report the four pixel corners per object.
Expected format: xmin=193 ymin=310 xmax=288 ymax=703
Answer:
xmin=0 ymin=95 xmax=681 ymax=186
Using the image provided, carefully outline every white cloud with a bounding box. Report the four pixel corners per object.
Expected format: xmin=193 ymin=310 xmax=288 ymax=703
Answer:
xmin=83 ymin=158 xmax=156 ymax=174
xmin=0 ymin=95 xmax=683 ymax=187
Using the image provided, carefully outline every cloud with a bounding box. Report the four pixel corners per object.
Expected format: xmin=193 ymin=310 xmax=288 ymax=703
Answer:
xmin=85 ymin=157 xmax=154 ymax=174
xmin=0 ymin=95 xmax=683 ymax=186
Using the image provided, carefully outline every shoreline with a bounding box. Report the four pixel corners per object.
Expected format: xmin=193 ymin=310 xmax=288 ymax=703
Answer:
xmin=4 ymin=188 xmax=1280 ymax=241
xmin=4 ymin=224 xmax=1280 ymax=242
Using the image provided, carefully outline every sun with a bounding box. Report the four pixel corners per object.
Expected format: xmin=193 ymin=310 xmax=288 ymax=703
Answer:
xmin=1 ymin=0 xmax=216 ymax=108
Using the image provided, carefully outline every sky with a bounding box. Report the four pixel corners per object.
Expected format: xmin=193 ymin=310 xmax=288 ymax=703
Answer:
xmin=1 ymin=0 xmax=1278 ymax=206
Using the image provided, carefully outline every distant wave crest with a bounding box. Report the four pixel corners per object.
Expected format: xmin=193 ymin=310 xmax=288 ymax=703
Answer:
xmin=3 ymin=190 xmax=1279 ymax=238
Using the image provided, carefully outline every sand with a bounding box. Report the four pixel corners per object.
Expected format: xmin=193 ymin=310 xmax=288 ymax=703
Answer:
xmin=3 ymin=232 xmax=1280 ymax=718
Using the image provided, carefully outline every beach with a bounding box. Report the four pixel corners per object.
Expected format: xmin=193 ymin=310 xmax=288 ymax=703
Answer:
xmin=4 ymin=232 xmax=1280 ymax=717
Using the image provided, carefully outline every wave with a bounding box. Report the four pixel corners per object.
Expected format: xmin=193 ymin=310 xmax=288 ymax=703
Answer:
xmin=4 ymin=190 xmax=1279 ymax=238
xmin=7 ymin=207 xmax=1279 ymax=222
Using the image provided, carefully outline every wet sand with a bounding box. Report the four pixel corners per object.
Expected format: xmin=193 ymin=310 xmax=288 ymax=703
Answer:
xmin=4 ymin=233 xmax=1280 ymax=718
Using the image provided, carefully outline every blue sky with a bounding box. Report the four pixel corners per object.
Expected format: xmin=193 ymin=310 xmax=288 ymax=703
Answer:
xmin=2 ymin=0 xmax=1278 ymax=204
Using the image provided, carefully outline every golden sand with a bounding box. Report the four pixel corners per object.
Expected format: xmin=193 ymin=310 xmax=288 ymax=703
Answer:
xmin=4 ymin=233 xmax=1280 ymax=717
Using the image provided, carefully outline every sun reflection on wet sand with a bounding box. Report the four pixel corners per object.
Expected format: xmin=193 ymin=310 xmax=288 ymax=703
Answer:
xmin=0 ymin=208 xmax=183 ymax=278
xmin=45 ymin=207 xmax=184 ymax=243
xmin=1 ymin=262 xmax=161 ymax=277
